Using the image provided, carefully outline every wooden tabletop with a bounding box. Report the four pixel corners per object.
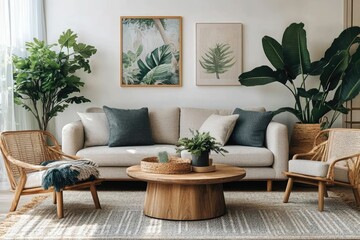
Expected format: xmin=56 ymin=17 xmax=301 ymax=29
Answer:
xmin=126 ymin=164 xmax=246 ymax=185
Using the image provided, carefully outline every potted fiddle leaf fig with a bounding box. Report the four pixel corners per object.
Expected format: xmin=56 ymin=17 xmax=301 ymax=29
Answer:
xmin=12 ymin=29 xmax=97 ymax=131
xmin=239 ymin=23 xmax=360 ymax=155
xmin=176 ymin=130 xmax=228 ymax=167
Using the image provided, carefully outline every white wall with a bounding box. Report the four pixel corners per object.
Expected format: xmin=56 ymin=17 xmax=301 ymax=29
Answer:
xmin=44 ymin=0 xmax=344 ymax=141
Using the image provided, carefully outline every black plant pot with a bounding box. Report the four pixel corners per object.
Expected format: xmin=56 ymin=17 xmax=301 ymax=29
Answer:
xmin=191 ymin=151 xmax=210 ymax=167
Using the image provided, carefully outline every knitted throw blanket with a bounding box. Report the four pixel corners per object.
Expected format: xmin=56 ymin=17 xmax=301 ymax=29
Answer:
xmin=41 ymin=159 xmax=99 ymax=192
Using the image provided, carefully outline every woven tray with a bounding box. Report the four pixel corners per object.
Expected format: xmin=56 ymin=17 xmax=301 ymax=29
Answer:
xmin=141 ymin=157 xmax=191 ymax=174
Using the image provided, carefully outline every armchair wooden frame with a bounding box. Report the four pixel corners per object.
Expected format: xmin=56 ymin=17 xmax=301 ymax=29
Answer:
xmin=0 ymin=130 xmax=102 ymax=218
xmin=283 ymin=129 xmax=360 ymax=211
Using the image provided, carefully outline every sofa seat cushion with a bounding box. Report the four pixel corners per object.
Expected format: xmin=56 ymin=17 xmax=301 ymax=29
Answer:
xmin=77 ymin=145 xmax=178 ymax=167
xmin=289 ymin=160 xmax=349 ymax=183
xmin=181 ymin=145 xmax=273 ymax=167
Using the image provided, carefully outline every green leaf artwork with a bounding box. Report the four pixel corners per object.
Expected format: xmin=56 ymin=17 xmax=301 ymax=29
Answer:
xmin=121 ymin=17 xmax=181 ymax=86
xmin=199 ymin=43 xmax=236 ymax=79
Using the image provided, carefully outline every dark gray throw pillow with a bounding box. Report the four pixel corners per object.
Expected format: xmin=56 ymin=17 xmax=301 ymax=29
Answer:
xmin=228 ymin=108 xmax=273 ymax=147
xmin=103 ymin=106 xmax=154 ymax=147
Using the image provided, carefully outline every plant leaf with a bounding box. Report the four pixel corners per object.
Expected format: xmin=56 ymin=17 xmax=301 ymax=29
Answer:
xmin=282 ymin=23 xmax=311 ymax=78
xmin=58 ymin=29 xmax=77 ymax=48
xmin=337 ymin=59 xmax=360 ymax=102
xmin=320 ymin=50 xmax=349 ymax=91
xmin=308 ymin=60 xmax=327 ymax=76
xmin=323 ymin=26 xmax=360 ymax=61
xmin=262 ymin=36 xmax=284 ymax=69
xmin=239 ymin=66 xmax=278 ymax=86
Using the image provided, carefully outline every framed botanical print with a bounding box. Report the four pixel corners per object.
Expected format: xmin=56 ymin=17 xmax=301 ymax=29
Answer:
xmin=196 ymin=23 xmax=243 ymax=86
xmin=120 ymin=16 xmax=182 ymax=87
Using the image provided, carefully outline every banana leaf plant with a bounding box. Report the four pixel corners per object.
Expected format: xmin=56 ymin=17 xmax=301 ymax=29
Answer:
xmin=239 ymin=23 xmax=360 ymax=128
xmin=12 ymin=29 xmax=97 ymax=130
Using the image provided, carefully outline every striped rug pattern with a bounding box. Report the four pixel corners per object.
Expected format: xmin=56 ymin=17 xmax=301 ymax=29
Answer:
xmin=2 ymin=191 xmax=360 ymax=239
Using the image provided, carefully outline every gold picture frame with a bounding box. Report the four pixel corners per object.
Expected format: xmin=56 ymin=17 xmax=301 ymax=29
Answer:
xmin=196 ymin=23 xmax=243 ymax=86
xmin=120 ymin=16 xmax=182 ymax=87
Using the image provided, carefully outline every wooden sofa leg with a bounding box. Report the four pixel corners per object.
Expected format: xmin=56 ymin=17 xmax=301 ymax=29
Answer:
xmin=56 ymin=191 xmax=64 ymax=219
xmin=318 ymin=181 xmax=325 ymax=212
xmin=90 ymin=184 xmax=101 ymax=209
xmin=267 ymin=180 xmax=272 ymax=192
xmin=283 ymin=177 xmax=293 ymax=203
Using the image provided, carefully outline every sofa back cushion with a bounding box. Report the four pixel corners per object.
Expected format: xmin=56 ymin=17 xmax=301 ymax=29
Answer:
xmin=84 ymin=107 xmax=179 ymax=145
xmin=78 ymin=112 xmax=109 ymax=147
xmin=148 ymin=107 xmax=180 ymax=145
xmin=179 ymin=107 xmax=265 ymax=139
xmin=180 ymin=108 xmax=232 ymax=138
xmin=103 ymin=106 xmax=154 ymax=147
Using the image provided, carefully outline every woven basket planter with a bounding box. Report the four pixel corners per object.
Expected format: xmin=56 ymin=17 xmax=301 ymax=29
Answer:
xmin=289 ymin=123 xmax=321 ymax=157
xmin=141 ymin=157 xmax=191 ymax=174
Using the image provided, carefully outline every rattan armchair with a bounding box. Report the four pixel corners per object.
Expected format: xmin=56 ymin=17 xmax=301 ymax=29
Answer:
xmin=283 ymin=128 xmax=360 ymax=211
xmin=0 ymin=130 xmax=102 ymax=218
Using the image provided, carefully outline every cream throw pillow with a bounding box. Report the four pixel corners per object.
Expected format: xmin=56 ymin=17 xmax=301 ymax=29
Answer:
xmin=78 ymin=112 xmax=109 ymax=147
xmin=199 ymin=114 xmax=239 ymax=146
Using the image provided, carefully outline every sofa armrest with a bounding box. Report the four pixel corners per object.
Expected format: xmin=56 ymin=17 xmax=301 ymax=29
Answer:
xmin=61 ymin=120 xmax=84 ymax=155
xmin=265 ymin=121 xmax=289 ymax=179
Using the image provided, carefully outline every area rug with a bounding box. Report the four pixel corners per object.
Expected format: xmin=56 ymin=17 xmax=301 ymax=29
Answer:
xmin=0 ymin=190 xmax=359 ymax=239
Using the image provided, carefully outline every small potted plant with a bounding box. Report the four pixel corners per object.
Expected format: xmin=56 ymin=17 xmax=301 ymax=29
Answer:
xmin=176 ymin=130 xmax=228 ymax=167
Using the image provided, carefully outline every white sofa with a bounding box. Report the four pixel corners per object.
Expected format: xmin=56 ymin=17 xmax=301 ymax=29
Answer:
xmin=62 ymin=107 xmax=289 ymax=189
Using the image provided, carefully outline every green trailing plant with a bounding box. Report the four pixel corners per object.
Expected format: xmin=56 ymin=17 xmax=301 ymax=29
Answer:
xmin=199 ymin=43 xmax=236 ymax=79
xmin=176 ymin=130 xmax=228 ymax=157
xmin=12 ymin=29 xmax=97 ymax=130
xmin=239 ymin=23 xmax=360 ymax=128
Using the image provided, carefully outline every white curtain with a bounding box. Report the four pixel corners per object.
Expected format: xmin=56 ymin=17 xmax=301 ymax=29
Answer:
xmin=0 ymin=0 xmax=46 ymax=184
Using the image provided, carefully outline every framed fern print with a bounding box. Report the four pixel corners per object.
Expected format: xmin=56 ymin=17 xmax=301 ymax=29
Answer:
xmin=196 ymin=23 xmax=243 ymax=86
xmin=120 ymin=16 xmax=182 ymax=87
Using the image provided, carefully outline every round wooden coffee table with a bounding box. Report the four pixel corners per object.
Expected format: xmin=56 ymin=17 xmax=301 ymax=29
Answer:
xmin=126 ymin=164 xmax=246 ymax=220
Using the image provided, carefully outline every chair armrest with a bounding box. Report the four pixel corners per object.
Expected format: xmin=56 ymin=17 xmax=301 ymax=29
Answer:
xmin=265 ymin=121 xmax=289 ymax=179
xmin=62 ymin=120 xmax=84 ymax=155
xmin=292 ymin=141 xmax=328 ymax=161
xmin=7 ymin=155 xmax=48 ymax=171
xmin=48 ymin=147 xmax=81 ymax=160
xmin=327 ymin=153 xmax=360 ymax=182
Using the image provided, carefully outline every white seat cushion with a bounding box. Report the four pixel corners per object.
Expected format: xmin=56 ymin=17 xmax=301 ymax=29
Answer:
xmin=289 ymin=159 xmax=349 ymax=183
xmin=77 ymin=145 xmax=178 ymax=167
xmin=24 ymin=170 xmax=45 ymax=189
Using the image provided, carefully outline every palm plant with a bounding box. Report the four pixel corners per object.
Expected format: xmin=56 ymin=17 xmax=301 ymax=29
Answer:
xmin=239 ymin=23 xmax=360 ymax=128
xmin=199 ymin=43 xmax=236 ymax=79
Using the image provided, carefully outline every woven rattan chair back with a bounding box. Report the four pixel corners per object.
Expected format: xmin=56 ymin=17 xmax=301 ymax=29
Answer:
xmin=0 ymin=130 xmax=62 ymax=190
xmin=326 ymin=129 xmax=360 ymax=163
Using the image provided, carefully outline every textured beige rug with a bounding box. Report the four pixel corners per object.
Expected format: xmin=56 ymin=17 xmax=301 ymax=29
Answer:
xmin=0 ymin=190 xmax=359 ymax=239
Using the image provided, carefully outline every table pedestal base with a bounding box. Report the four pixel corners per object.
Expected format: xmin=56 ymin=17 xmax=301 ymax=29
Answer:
xmin=144 ymin=182 xmax=226 ymax=220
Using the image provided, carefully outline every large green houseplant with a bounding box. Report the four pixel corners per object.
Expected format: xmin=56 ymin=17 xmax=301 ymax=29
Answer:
xmin=176 ymin=130 xmax=228 ymax=166
xmin=12 ymin=29 xmax=97 ymax=130
xmin=239 ymin=23 xmax=360 ymax=129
